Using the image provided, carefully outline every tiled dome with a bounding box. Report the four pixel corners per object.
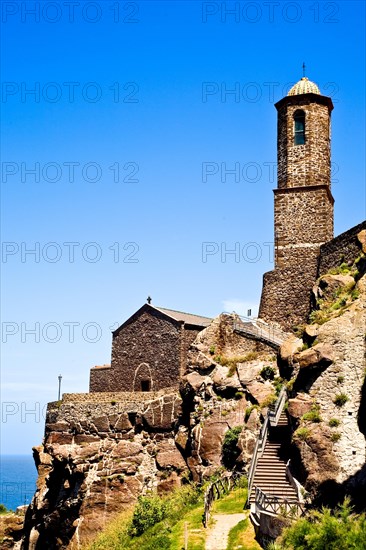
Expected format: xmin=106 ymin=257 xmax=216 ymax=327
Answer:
xmin=288 ymin=77 xmax=320 ymax=96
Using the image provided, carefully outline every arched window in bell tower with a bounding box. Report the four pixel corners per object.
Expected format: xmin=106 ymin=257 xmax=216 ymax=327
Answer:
xmin=294 ymin=110 xmax=306 ymax=145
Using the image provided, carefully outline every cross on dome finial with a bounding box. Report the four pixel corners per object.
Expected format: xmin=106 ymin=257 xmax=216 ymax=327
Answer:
xmin=302 ymin=62 xmax=306 ymax=77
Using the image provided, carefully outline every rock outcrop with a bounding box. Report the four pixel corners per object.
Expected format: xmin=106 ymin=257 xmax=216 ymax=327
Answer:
xmin=283 ymin=261 xmax=366 ymax=503
xmin=22 ymin=391 xmax=185 ymax=548
xmin=21 ymin=314 xmax=281 ymax=548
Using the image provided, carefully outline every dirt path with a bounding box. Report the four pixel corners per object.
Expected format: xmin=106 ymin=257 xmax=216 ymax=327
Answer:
xmin=205 ymin=512 xmax=246 ymax=550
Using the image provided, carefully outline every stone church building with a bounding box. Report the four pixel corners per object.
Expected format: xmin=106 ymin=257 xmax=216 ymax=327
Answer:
xmin=90 ymin=75 xmax=365 ymax=392
xmin=90 ymin=303 xmax=212 ymax=392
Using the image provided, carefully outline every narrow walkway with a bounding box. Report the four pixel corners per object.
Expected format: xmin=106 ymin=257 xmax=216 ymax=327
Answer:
xmin=205 ymin=512 xmax=246 ymax=550
xmin=249 ymin=412 xmax=297 ymax=505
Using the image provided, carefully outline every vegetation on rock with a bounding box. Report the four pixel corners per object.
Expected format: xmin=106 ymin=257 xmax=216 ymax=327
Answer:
xmin=274 ymin=499 xmax=366 ymax=549
xmin=333 ymin=393 xmax=349 ymax=407
xmin=222 ymin=426 xmax=244 ymax=469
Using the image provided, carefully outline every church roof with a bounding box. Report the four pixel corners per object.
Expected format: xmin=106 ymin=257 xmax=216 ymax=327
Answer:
xmin=112 ymin=303 xmax=212 ymax=336
xmin=153 ymin=306 xmax=212 ymax=327
xmin=288 ymin=77 xmax=320 ymax=96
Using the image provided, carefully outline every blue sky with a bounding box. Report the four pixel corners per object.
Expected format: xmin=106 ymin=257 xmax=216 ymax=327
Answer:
xmin=1 ymin=0 xmax=365 ymax=454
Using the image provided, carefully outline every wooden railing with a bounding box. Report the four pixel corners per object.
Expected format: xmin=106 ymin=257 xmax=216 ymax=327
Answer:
xmin=203 ymin=471 xmax=246 ymax=528
xmin=254 ymin=486 xmax=305 ymax=518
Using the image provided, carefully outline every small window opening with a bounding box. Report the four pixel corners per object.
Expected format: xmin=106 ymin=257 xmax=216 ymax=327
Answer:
xmin=141 ymin=380 xmax=151 ymax=392
xmin=294 ymin=110 xmax=305 ymax=145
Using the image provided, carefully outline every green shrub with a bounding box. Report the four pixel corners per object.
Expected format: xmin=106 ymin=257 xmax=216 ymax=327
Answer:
xmin=293 ymin=427 xmax=310 ymax=442
xmin=0 ymin=503 xmax=9 ymax=514
xmin=261 ymin=394 xmax=277 ymax=408
xmin=351 ymin=288 xmax=360 ymax=300
xmin=329 ymin=263 xmax=352 ymax=275
xmin=273 ymin=376 xmax=284 ymax=395
xmin=331 ymin=432 xmax=342 ymax=442
xmin=279 ymin=498 xmax=366 ymax=549
xmin=336 ymin=376 xmax=344 ymax=384
xmin=328 ymin=418 xmax=340 ymax=427
xmin=260 ymin=365 xmax=276 ymax=381
xmin=302 ymin=410 xmax=322 ymax=423
xmin=244 ymin=405 xmax=258 ymax=422
xmin=222 ymin=426 xmax=243 ymax=469
xmin=209 ymin=345 xmax=215 ymax=355
xmin=234 ymin=391 xmax=244 ymax=400
xmin=333 ymin=393 xmax=349 ymax=407
xmin=128 ymin=495 xmax=167 ymax=536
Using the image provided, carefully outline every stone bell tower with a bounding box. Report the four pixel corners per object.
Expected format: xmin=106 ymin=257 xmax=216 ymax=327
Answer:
xmin=259 ymin=76 xmax=334 ymax=329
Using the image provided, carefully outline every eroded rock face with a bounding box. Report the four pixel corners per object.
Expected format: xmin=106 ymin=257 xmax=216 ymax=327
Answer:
xmin=294 ymin=343 xmax=334 ymax=369
xmin=20 ymin=313 xmax=291 ymax=548
xmin=293 ymin=425 xmax=340 ymax=494
xmin=22 ymin=392 xmax=187 ymax=549
xmin=280 ymin=335 xmax=303 ymax=363
xmin=357 ymin=230 xmax=366 ymax=254
xmin=313 ymin=274 xmax=355 ymax=303
xmin=286 ymin=269 xmax=366 ymax=500
xmin=288 ymin=394 xmax=313 ymax=420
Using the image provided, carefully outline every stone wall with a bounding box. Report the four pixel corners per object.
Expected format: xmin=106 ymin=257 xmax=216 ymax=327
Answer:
xmin=62 ymin=388 xmax=176 ymax=405
xmin=317 ymin=221 xmax=366 ymax=276
xmin=274 ymin=186 xmax=334 ymax=268
xmin=259 ymin=252 xmax=319 ymax=330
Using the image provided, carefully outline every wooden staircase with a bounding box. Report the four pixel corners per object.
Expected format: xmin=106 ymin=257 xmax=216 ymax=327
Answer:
xmin=249 ymin=412 xmax=298 ymax=506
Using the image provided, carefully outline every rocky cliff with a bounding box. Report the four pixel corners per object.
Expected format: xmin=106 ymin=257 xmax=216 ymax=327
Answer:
xmin=282 ymin=246 xmax=366 ymax=506
xmin=20 ymin=315 xmax=282 ymax=549
xmin=17 ymin=233 xmax=366 ymax=549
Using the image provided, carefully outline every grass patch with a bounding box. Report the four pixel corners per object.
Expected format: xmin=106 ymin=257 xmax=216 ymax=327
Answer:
xmin=302 ymin=410 xmax=322 ymax=423
xmin=333 ymin=393 xmax=349 ymax=407
xmin=293 ymin=427 xmax=310 ymax=442
xmin=329 ymin=418 xmax=340 ymax=427
xmin=261 ymin=394 xmax=277 ymax=408
xmin=330 ymin=432 xmax=342 ymax=442
xmin=86 ymin=484 xmax=204 ymax=550
xmin=227 ymin=518 xmax=262 ymax=550
xmin=212 ymin=486 xmax=248 ymax=515
xmin=215 ymin=352 xmax=259 ymax=376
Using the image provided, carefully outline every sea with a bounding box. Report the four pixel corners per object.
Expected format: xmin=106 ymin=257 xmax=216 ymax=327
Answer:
xmin=0 ymin=455 xmax=37 ymax=511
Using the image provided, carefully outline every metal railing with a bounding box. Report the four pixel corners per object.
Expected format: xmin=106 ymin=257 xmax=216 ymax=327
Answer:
xmin=268 ymin=386 xmax=287 ymax=426
xmin=254 ymin=486 xmax=305 ymax=518
xmin=203 ymin=471 xmax=246 ymax=528
xmin=247 ymin=387 xmax=287 ymax=500
xmin=247 ymin=416 xmax=269 ymax=499
xmin=233 ymin=317 xmax=287 ymax=349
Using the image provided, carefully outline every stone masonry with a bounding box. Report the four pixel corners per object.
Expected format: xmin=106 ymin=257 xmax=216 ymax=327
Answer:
xmin=259 ymin=88 xmax=335 ymax=330
xmin=90 ymin=304 xmax=210 ymax=393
